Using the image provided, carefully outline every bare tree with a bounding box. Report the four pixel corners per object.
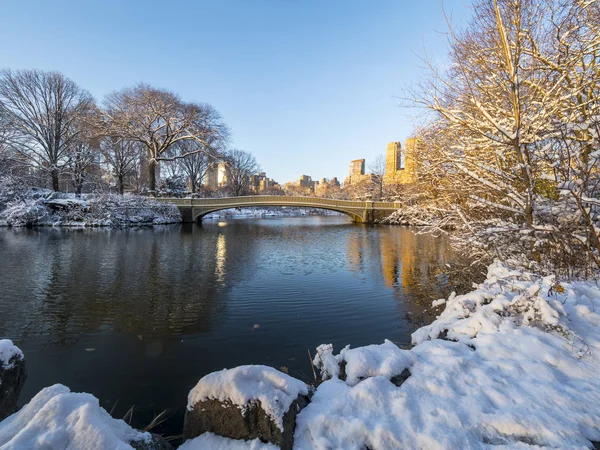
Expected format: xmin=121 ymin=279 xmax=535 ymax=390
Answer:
xmin=174 ymin=139 xmax=218 ymax=194
xmin=224 ymin=149 xmax=260 ymax=197
xmin=0 ymin=69 xmax=94 ymax=190
xmin=100 ymin=137 xmax=141 ymax=195
xmin=368 ymin=155 xmax=386 ymax=200
xmin=103 ymin=84 xmax=228 ymax=193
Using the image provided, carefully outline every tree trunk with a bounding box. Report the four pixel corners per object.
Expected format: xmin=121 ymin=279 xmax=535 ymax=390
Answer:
xmin=51 ymin=169 xmax=60 ymax=191
xmin=118 ymin=174 xmax=124 ymax=195
xmin=148 ymin=159 xmax=156 ymax=195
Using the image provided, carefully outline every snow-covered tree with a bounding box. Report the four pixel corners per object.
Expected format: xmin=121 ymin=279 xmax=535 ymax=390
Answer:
xmin=224 ymin=149 xmax=260 ymax=197
xmin=0 ymin=69 xmax=94 ymax=190
xmin=103 ymin=84 xmax=228 ymax=193
xmin=410 ymin=0 xmax=600 ymax=274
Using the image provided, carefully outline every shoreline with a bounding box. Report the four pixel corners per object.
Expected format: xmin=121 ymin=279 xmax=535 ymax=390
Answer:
xmin=2 ymin=260 xmax=599 ymax=449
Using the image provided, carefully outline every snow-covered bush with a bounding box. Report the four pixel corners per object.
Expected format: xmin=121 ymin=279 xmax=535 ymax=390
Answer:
xmin=392 ymin=0 xmax=600 ymax=277
xmin=0 ymin=186 xmax=181 ymax=227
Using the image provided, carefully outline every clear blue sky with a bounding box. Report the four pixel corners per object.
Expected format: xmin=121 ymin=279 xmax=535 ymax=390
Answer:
xmin=0 ymin=0 xmax=470 ymax=184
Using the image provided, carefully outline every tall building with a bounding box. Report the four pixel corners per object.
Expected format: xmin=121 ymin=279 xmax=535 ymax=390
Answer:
xmin=383 ymin=139 xmax=418 ymax=185
xmin=297 ymin=175 xmax=316 ymax=190
xmin=344 ymin=159 xmax=372 ymax=186
xmin=206 ymin=162 xmax=229 ymax=189
xmin=315 ymin=177 xmax=341 ymax=196
xmin=249 ymin=172 xmax=280 ymax=193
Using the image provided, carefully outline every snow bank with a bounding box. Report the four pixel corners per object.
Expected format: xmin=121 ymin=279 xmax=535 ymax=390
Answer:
xmin=187 ymin=365 xmax=309 ymax=431
xmin=0 ymin=384 xmax=152 ymax=449
xmin=380 ymin=204 xmax=456 ymax=228
xmin=0 ymin=190 xmax=181 ymax=227
xmin=204 ymin=207 xmax=342 ymax=219
xmin=0 ymin=340 xmax=23 ymax=370
xmin=297 ymin=261 xmax=600 ymax=449
xmin=179 ymin=432 xmax=278 ymax=450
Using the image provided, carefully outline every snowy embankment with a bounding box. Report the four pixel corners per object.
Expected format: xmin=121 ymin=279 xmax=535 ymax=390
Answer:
xmin=2 ymin=262 xmax=600 ymax=449
xmin=380 ymin=204 xmax=456 ymax=228
xmin=0 ymin=178 xmax=180 ymax=227
xmin=203 ymin=208 xmax=342 ymax=220
xmin=0 ymin=384 xmax=158 ymax=450
xmin=194 ymin=262 xmax=600 ymax=449
xmin=294 ymin=262 xmax=600 ymax=449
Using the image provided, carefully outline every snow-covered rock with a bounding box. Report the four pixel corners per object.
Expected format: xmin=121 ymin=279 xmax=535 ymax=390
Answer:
xmin=0 ymin=384 xmax=165 ymax=450
xmin=313 ymin=340 xmax=416 ymax=386
xmin=179 ymin=432 xmax=278 ymax=450
xmin=184 ymin=365 xmax=309 ymax=450
xmin=0 ymin=340 xmax=26 ymax=421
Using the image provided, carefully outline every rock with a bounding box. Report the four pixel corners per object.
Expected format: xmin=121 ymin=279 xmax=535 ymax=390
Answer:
xmin=129 ymin=432 xmax=174 ymax=450
xmin=339 ymin=360 xmax=347 ymax=381
xmin=184 ymin=395 xmax=308 ymax=450
xmin=183 ymin=365 xmax=310 ymax=450
xmin=0 ymin=340 xmax=27 ymax=421
xmin=390 ymin=368 xmax=411 ymax=387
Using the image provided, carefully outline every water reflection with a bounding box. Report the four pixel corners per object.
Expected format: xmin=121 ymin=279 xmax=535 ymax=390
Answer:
xmin=0 ymin=218 xmax=460 ymax=436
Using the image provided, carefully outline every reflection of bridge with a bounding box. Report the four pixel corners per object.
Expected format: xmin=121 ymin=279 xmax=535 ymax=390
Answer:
xmin=158 ymin=196 xmax=401 ymax=224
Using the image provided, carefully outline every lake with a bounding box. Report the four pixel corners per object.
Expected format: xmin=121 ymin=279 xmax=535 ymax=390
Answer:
xmin=0 ymin=216 xmax=458 ymax=437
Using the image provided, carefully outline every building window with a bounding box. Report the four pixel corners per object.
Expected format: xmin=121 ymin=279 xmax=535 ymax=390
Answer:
xmin=397 ymin=148 xmax=405 ymax=170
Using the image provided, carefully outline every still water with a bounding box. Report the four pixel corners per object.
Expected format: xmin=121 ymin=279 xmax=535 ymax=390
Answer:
xmin=0 ymin=216 xmax=457 ymax=435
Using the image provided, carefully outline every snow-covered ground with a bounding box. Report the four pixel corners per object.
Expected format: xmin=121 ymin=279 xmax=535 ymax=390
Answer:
xmin=0 ymin=385 xmax=154 ymax=450
xmin=2 ymin=261 xmax=600 ymax=449
xmin=180 ymin=433 xmax=277 ymax=450
xmin=203 ymin=208 xmax=342 ymax=220
xmin=380 ymin=204 xmax=456 ymax=228
xmin=186 ymin=262 xmax=600 ymax=449
xmin=0 ymin=178 xmax=181 ymax=227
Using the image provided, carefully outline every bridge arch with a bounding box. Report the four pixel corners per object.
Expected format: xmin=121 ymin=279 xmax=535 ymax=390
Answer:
xmin=193 ymin=203 xmax=363 ymax=223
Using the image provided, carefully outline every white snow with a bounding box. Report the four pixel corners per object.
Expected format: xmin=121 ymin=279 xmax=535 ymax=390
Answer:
xmin=203 ymin=208 xmax=342 ymax=220
xmin=179 ymin=432 xmax=278 ymax=450
xmin=187 ymin=365 xmax=309 ymax=431
xmin=314 ymin=340 xmax=416 ymax=386
xmin=431 ymin=298 xmax=446 ymax=307
xmin=341 ymin=340 xmax=416 ymax=386
xmin=296 ymin=261 xmax=600 ymax=449
xmin=0 ymin=190 xmax=180 ymax=227
xmin=0 ymin=340 xmax=23 ymax=370
xmin=0 ymin=384 xmax=152 ymax=450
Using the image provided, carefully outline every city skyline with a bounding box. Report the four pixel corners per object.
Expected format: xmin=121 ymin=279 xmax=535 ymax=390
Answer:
xmin=0 ymin=0 xmax=471 ymax=182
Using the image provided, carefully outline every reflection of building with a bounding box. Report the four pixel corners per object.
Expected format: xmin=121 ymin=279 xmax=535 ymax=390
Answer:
xmin=383 ymin=139 xmax=419 ymax=185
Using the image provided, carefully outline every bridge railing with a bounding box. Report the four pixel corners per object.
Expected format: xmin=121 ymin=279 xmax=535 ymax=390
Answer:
xmin=157 ymin=196 xmax=400 ymax=210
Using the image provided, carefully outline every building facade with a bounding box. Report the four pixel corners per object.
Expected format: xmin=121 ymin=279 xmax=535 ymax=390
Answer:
xmin=344 ymin=158 xmax=372 ymax=186
xmin=383 ymin=139 xmax=418 ymax=185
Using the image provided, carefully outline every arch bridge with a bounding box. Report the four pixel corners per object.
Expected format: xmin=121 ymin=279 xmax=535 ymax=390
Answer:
xmin=158 ymin=196 xmax=400 ymax=224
